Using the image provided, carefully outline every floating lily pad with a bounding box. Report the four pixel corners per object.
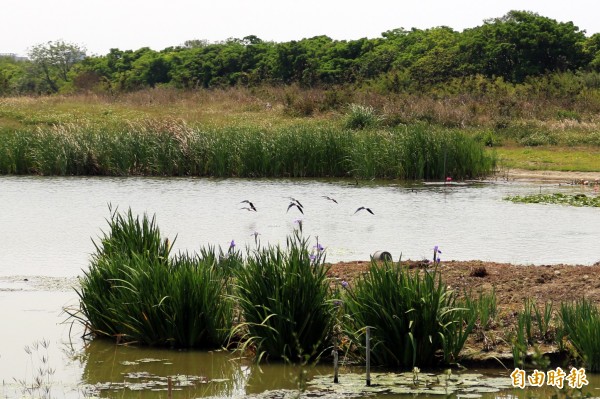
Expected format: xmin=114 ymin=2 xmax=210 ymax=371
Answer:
xmin=308 ymin=371 xmax=512 ymax=397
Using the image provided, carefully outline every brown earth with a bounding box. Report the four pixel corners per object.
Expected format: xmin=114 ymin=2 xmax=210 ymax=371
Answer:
xmin=497 ymin=168 xmax=600 ymax=183
xmin=327 ymin=259 xmax=600 ymax=367
xmin=328 ymin=260 xmax=600 ymax=314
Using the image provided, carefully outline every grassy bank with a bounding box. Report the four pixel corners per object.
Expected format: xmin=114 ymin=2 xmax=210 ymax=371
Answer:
xmin=2 ymin=87 xmax=600 ymax=175
xmin=495 ymin=146 xmax=600 ymax=172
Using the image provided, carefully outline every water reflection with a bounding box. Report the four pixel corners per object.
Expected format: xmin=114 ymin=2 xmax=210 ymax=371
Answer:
xmin=79 ymin=339 xmax=334 ymax=398
xmin=77 ymin=338 xmax=600 ymax=399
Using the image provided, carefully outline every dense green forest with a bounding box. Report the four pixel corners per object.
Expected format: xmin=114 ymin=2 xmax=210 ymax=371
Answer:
xmin=2 ymin=10 xmax=600 ymax=95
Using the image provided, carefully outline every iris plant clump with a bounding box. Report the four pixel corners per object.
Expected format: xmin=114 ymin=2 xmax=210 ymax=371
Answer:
xmin=342 ymin=259 xmax=476 ymax=367
xmin=72 ymin=207 xmax=238 ymax=348
xmin=232 ymin=231 xmax=335 ymax=362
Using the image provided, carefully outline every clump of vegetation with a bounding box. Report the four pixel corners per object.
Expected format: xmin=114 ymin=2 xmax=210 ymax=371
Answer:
xmin=72 ymin=207 xmax=238 ymax=348
xmin=344 ymin=104 xmax=383 ymax=130
xmin=505 ymin=193 xmax=600 ymax=207
xmin=0 ymin=121 xmax=496 ymax=180
xmin=233 ymin=232 xmax=335 ymax=362
xmin=559 ymin=299 xmax=600 ymax=371
xmin=342 ymin=261 xmax=477 ymax=367
xmin=510 ymin=299 xmax=555 ymax=369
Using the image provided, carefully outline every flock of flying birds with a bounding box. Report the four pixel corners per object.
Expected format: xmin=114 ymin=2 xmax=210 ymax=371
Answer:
xmin=240 ymin=197 xmax=374 ymax=215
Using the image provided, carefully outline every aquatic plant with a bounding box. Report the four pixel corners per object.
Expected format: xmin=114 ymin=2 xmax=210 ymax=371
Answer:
xmin=0 ymin=120 xmax=495 ymax=180
xmin=505 ymin=193 xmax=600 ymax=207
xmin=511 ymin=299 xmax=556 ymax=369
xmin=308 ymin=370 xmax=513 ymax=396
xmin=232 ymin=232 xmax=335 ymax=362
xmin=461 ymin=288 xmax=497 ymax=330
xmin=559 ymin=299 xmax=600 ymax=371
xmin=14 ymin=339 xmax=55 ymax=399
xmin=342 ymin=260 xmax=476 ymax=368
xmin=72 ymin=208 xmax=238 ymax=348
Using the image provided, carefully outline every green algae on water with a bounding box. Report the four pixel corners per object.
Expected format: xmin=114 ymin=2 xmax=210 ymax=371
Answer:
xmin=505 ymin=193 xmax=600 ymax=207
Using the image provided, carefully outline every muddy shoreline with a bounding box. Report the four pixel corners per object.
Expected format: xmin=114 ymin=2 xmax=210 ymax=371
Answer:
xmin=496 ymin=168 xmax=600 ymax=183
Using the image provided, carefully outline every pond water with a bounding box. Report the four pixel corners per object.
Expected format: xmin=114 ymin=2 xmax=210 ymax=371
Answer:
xmin=1 ymin=176 xmax=599 ymax=278
xmin=1 ymin=176 xmax=599 ymax=398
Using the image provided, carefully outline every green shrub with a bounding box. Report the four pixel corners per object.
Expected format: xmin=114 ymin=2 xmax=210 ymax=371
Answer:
xmin=518 ymin=131 xmax=558 ymax=146
xmin=344 ymin=104 xmax=383 ymax=130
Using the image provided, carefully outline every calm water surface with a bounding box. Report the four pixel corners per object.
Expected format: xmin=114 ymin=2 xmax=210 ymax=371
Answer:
xmin=1 ymin=176 xmax=599 ymax=277
xmin=1 ymin=176 xmax=599 ymax=398
xmin=1 ymin=290 xmax=599 ymax=399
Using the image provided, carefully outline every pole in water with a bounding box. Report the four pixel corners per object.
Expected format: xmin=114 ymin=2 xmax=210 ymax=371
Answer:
xmin=333 ymin=349 xmax=339 ymax=383
xmin=366 ymin=326 xmax=371 ymax=386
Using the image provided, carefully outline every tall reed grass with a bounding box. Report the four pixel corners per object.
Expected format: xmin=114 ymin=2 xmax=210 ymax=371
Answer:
xmin=72 ymin=208 xmax=238 ymax=348
xmin=232 ymin=232 xmax=334 ymax=362
xmin=342 ymin=261 xmax=476 ymax=368
xmin=0 ymin=121 xmax=495 ymax=179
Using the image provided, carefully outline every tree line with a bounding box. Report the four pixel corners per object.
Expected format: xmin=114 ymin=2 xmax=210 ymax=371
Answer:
xmin=2 ymin=10 xmax=600 ymax=95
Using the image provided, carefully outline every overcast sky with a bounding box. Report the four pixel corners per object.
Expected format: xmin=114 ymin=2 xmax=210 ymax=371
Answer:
xmin=2 ymin=0 xmax=599 ymax=56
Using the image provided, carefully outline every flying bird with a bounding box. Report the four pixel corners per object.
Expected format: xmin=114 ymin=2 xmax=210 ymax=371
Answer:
xmin=240 ymin=200 xmax=257 ymax=212
xmin=322 ymin=196 xmax=338 ymax=204
xmin=288 ymin=197 xmax=304 ymax=209
xmin=354 ymin=206 xmax=374 ymax=215
xmin=287 ymin=202 xmax=304 ymax=214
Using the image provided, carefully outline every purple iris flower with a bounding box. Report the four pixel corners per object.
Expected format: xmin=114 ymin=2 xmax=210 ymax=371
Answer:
xmin=341 ymin=280 xmax=349 ymax=289
xmin=433 ymin=245 xmax=442 ymax=263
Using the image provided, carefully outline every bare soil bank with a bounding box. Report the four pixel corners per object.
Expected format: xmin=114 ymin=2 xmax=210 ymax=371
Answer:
xmin=328 ymin=259 xmax=600 ymax=367
xmin=497 ymin=168 xmax=600 ymax=183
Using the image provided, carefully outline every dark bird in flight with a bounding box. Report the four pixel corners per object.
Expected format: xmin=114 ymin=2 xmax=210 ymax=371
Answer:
xmin=354 ymin=206 xmax=374 ymax=215
xmin=287 ymin=202 xmax=304 ymax=214
xmin=240 ymin=200 xmax=257 ymax=212
xmin=322 ymin=196 xmax=338 ymax=204
xmin=288 ymin=197 xmax=304 ymax=209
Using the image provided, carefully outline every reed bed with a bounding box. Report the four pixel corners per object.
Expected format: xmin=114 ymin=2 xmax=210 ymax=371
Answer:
xmin=0 ymin=121 xmax=495 ymax=179
xmin=342 ymin=261 xmax=477 ymax=368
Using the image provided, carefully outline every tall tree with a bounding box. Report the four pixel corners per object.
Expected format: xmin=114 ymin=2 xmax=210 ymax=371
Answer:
xmin=460 ymin=11 xmax=588 ymax=82
xmin=28 ymin=40 xmax=86 ymax=92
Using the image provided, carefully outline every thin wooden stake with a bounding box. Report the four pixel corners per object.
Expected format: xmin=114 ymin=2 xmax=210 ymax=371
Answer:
xmin=366 ymin=326 xmax=371 ymax=386
xmin=333 ymin=349 xmax=339 ymax=383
